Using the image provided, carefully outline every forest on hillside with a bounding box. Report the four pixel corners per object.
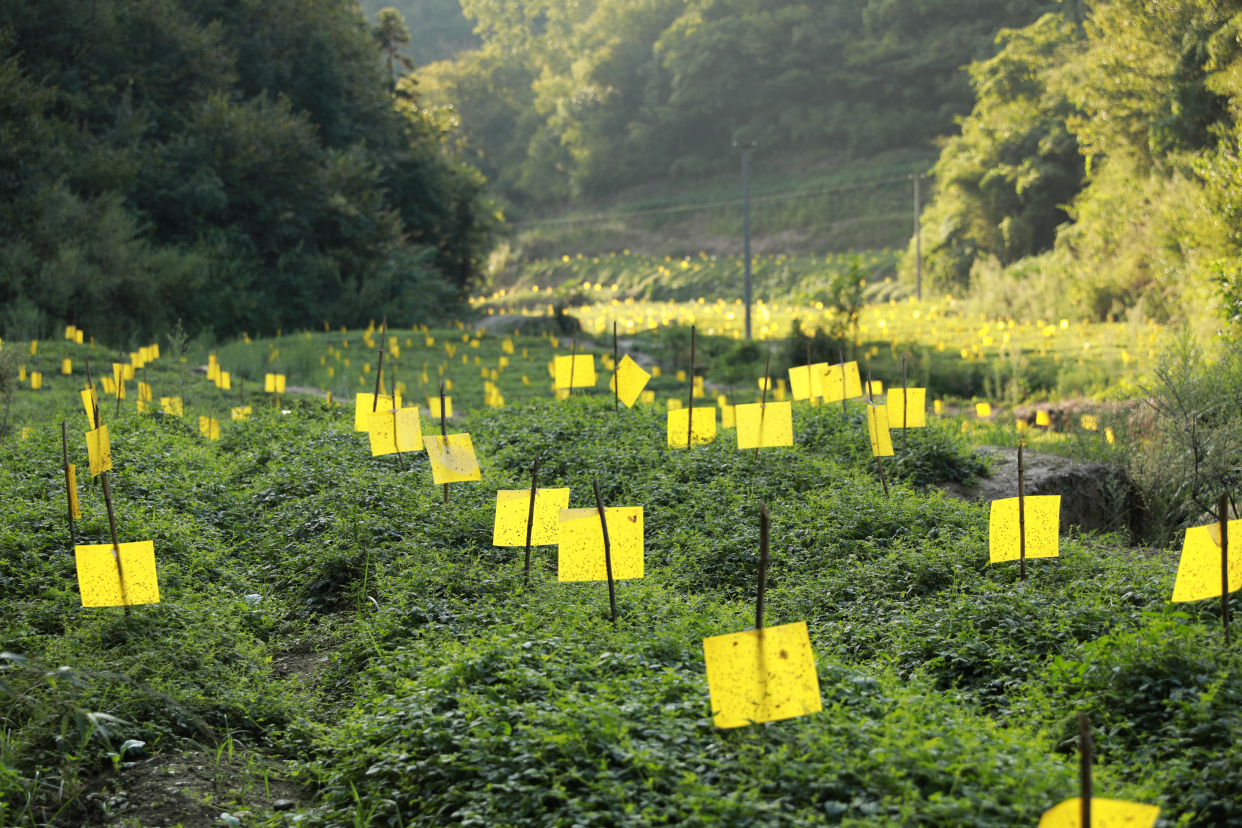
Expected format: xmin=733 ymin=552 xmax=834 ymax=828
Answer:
xmin=0 ymin=0 xmax=490 ymax=344
xmin=415 ymin=0 xmax=1058 ymax=207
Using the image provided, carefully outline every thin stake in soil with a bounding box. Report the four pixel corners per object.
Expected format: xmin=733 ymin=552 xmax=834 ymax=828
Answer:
xmin=592 ymin=478 xmax=618 ymax=629
xmin=838 ymin=348 xmax=847 ymax=419
xmin=390 ymin=361 xmax=405 ymax=471
xmin=1221 ymin=492 xmax=1231 ymax=646
xmin=866 ymin=370 xmax=889 ymax=497
xmin=61 ymin=421 xmax=76 ymax=546
xmin=523 ymin=457 xmax=540 ymax=579
xmin=86 ymin=359 xmax=131 ymax=616
xmin=1079 ymin=712 xmax=1093 ymax=828
xmin=756 ymin=502 xmax=770 ymax=630
xmin=755 ymin=355 xmax=771 ymax=463
xmin=901 ymin=355 xmax=908 ymax=454
xmin=115 ymin=348 xmax=124 ymax=418
xmin=687 ymin=325 xmax=696 ymax=450
xmin=372 ymin=318 xmax=388 ymax=413
xmin=568 ymin=337 xmax=577 ymax=398
xmin=613 ymin=322 xmax=619 ymax=413
xmin=1019 ymin=442 xmax=1027 ymax=581
xmin=439 ymin=381 xmax=449 ymax=504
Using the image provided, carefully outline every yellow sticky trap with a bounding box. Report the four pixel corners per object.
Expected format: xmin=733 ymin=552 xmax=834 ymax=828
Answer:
xmin=887 ymin=388 xmax=926 ymax=427
xmin=720 ymin=404 xmax=736 ymax=429
xmin=667 ymin=407 xmax=717 ymax=448
xmin=640 ymin=390 xmax=655 ymax=404
xmin=81 ymin=388 xmax=98 ymax=427
xmin=198 ymin=416 xmax=220 ymax=440
xmin=1036 ymin=410 xmax=1051 ymax=426
xmin=366 ymin=408 xmax=423 ymax=456
xmin=67 ymin=464 xmax=81 ymax=519
xmin=703 ymin=621 xmax=822 ymax=729
xmin=427 ymin=396 xmax=452 ymax=418
xmin=1172 ymin=521 xmax=1242 ymax=602
xmin=62 ymin=359 xmax=72 ymax=375
xmin=557 ymin=507 xmax=644 ymax=581
xmin=554 ymin=354 xmax=597 ymax=389
xmin=30 ymin=372 xmax=42 ymax=389
xmin=492 ymin=488 xmax=571 ymax=546
xmin=667 ymin=398 xmax=683 ymax=411
xmin=353 ymin=393 xmax=402 ymax=430
xmin=1081 ymin=414 xmax=1098 ymax=431
xmin=427 ymin=434 xmax=481 ymax=483
xmin=76 ymin=330 xmax=84 ymax=344
xmin=868 ymin=380 xmax=883 ymax=395
xmin=86 ymin=425 xmax=112 ymax=476
xmin=1038 ymin=797 xmax=1159 ymax=828
xmin=989 ymin=496 xmax=1061 ymax=563
xmin=75 ymin=541 xmax=160 ymax=607
xmin=934 ymin=399 xmax=944 ymax=415
xmin=976 ymin=402 xmax=992 ymax=418
xmin=160 ymin=397 xmax=183 ymax=417
xmin=123 ymin=364 xmax=134 ymax=381
xmin=65 ymin=325 xmax=76 ymax=340
xmin=138 ymin=382 xmax=152 ymax=402
xmin=609 ymin=355 xmax=651 ymax=408
xmin=735 ymin=401 xmax=794 ymax=450
xmin=116 ymin=379 xmax=126 ymax=399
xmin=866 ymin=404 xmax=894 ymax=456
xmin=231 ymin=406 xmax=252 ymax=421
xmin=787 ymin=364 xmax=827 ymax=401
xmin=821 ymin=362 xmax=863 ymax=402
xmin=1105 ymin=427 xmax=1115 ymax=444
xmin=220 ymin=372 xmax=231 ymax=391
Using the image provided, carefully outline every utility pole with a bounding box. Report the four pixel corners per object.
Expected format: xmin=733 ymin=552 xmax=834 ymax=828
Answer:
xmin=735 ymin=141 xmax=757 ymax=339
xmin=909 ymin=172 xmax=927 ymax=301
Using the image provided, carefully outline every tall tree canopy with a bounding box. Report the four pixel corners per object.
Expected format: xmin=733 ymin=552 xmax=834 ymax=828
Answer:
xmin=0 ymin=0 xmax=491 ymax=344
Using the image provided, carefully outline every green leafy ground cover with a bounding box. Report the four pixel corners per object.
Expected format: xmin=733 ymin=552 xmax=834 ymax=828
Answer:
xmin=4 ymin=360 xmax=1241 ymax=826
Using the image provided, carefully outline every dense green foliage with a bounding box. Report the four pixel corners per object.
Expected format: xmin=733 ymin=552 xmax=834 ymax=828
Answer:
xmin=0 ymin=0 xmax=491 ymax=345
xmin=358 ymin=0 xmax=479 ymax=65
xmin=418 ymin=0 xmax=1057 ymax=207
xmin=3 ymin=350 xmax=1241 ymax=825
xmin=908 ymin=0 xmax=1242 ymax=326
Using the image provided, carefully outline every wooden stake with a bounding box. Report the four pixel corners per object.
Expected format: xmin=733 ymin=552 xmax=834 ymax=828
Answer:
xmin=1221 ymin=492 xmax=1231 ymax=646
xmin=61 ymin=421 xmax=76 ymax=546
xmin=901 ymin=355 xmax=908 ymax=454
xmin=613 ymin=322 xmax=619 ymax=413
xmin=1019 ymin=442 xmax=1027 ymax=581
xmin=115 ymin=348 xmax=123 ymax=418
xmin=756 ymin=502 xmax=770 ymax=630
xmin=568 ymin=337 xmax=577 ymax=398
xmin=755 ymin=355 xmax=771 ymax=462
xmin=592 ymin=478 xmax=618 ymax=629
xmin=87 ymin=369 xmax=131 ymax=616
xmin=686 ymin=325 xmax=696 ymax=450
xmin=1079 ymin=712 xmax=1093 ymax=828
xmin=85 ymin=357 xmax=100 ymax=429
xmin=439 ymin=381 xmax=449 ymax=504
xmin=867 ymin=370 xmax=888 ymax=497
xmin=372 ymin=318 xmax=387 ymax=413
xmin=390 ymin=362 xmax=405 ymax=472
xmin=839 ymin=348 xmax=847 ymax=419
xmin=523 ymin=457 xmax=540 ymax=579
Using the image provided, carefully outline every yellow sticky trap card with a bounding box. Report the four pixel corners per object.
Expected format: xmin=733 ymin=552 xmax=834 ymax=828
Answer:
xmin=787 ymin=363 xmax=827 ymax=401
xmin=219 ymin=372 xmax=231 ymax=391
xmin=160 ymin=397 xmax=183 ymax=416
xmin=138 ymin=381 xmax=152 ymax=402
xmin=86 ymin=425 xmax=112 ymax=476
xmin=427 ymin=434 xmax=481 ymax=483
xmin=702 ymin=621 xmax=822 ymax=729
xmin=427 ymin=396 xmax=452 ymax=418
xmin=866 ymin=404 xmax=894 ymax=457
xmin=67 ymin=464 xmax=81 ymax=519
xmin=720 ymin=404 xmax=736 ymax=429
xmin=821 ymin=362 xmax=863 ymax=401
xmin=62 ymin=359 xmax=72 ymax=375
xmin=30 ymin=372 xmax=42 ymax=389
xmin=1038 ymin=797 xmax=1159 ymax=828
xmin=557 ymin=507 xmax=644 ymax=581
xmin=609 ymin=355 xmax=651 ymax=408
xmin=81 ymin=388 xmax=99 ymax=426
xmin=1081 ymin=414 xmax=1098 ymax=431
xmin=265 ymin=373 xmax=287 ymax=393
xmin=198 ymin=416 xmax=220 ymax=440
xmin=75 ymin=541 xmax=160 ymax=607
xmin=989 ymin=495 xmax=1061 ymax=563
xmin=366 ymin=408 xmax=423 ymax=456
xmin=640 ymin=390 xmax=655 ymax=404
xmin=735 ymin=401 xmax=794 ymax=450
xmin=65 ymin=325 xmax=76 ymax=340
xmin=887 ymin=388 xmax=926 ymax=427
xmin=353 ymin=393 xmax=402 ymax=431
xmin=1172 ymin=520 xmax=1242 ymax=602
xmin=976 ymin=402 xmax=992 ymax=418
xmin=1036 ymin=410 xmax=1051 ymax=426
xmin=554 ymin=354 xmax=597 ymax=389
xmin=231 ymin=406 xmax=252 ymax=421
xmin=123 ymin=364 xmax=134 ymax=381
xmin=667 ymin=398 xmax=682 ymax=411
xmin=667 ymin=407 xmax=717 ymax=448
xmin=493 ymin=488 xmax=571 ymax=546
xmin=868 ymin=380 xmax=883 ymax=395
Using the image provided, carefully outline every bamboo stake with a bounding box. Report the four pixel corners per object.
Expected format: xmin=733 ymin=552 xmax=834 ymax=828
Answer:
xmin=1221 ymin=492 xmax=1231 ymax=646
xmin=372 ymin=318 xmax=387 ymax=414
xmin=568 ymin=337 xmax=577 ymax=398
xmin=755 ymin=355 xmax=771 ymax=462
xmin=439 ymin=381 xmax=449 ymax=504
xmin=613 ymin=322 xmax=619 ymax=413
xmin=86 ymin=359 xmax=131 ymax=616
xmin=1079 ymin=712 xmax=1093 ymax=828
xmin=839 ymin=348 xmax=847 ymax=419
xmin=756 ymin=502 xmax=770 ymax=630
xmin=592 ymin=478 xmax=617 ymax=629
xmin=390 ymin=361 xmax=405 ymax=472
xmin=686 ymin=325 xmax=696 ymax=450
xmin=1019 ymin=442 xmax=1027 ymax=581
xmin=867 ymin=370 xmax=889 ymax=497
xmin=61 ymin=421 xmax=76 ymax=546
xmin=115 ymin=348 xmax=124 ymax=418
xmin=523 ymin=457 xmax=540 ymax=579
xmin=901 ymin=355 xmax=908 ymax=454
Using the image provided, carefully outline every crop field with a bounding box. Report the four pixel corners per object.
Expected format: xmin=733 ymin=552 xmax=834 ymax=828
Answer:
xmin=2 ymin=320 xmax=1240 ymax=828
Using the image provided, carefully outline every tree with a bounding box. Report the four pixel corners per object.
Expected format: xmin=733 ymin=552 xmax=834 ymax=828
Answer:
xmin=374 ymin=7 xmax=414 ymax=87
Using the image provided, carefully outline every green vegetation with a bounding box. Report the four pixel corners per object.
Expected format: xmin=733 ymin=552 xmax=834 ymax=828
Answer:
xmin=909 ymin=0 xmax=1242 ymax=326
xmin=0 ymin=0 xmax=491 ymax=344
xmin=3 ymin=328 xmax=1242 ymax=825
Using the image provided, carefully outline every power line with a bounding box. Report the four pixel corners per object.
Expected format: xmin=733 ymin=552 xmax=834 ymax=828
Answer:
xmin=507 ymin=174 xmax=920 ymax=228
